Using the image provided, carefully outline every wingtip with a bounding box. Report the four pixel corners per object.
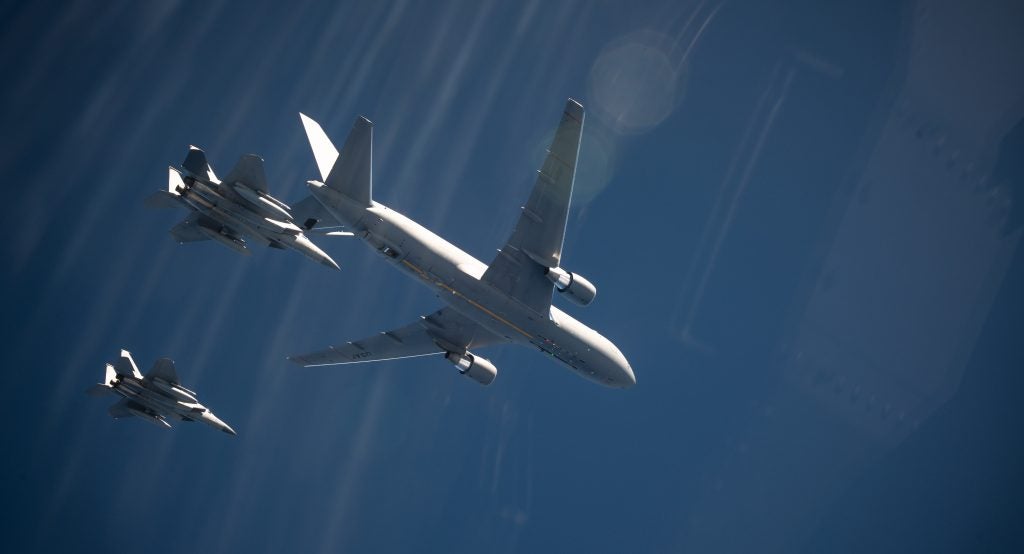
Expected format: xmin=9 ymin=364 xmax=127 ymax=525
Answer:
xmin=286 ymin=356 xmax=310 ymax=367
xmin=564 ymin=98 xmax=584 ymax=121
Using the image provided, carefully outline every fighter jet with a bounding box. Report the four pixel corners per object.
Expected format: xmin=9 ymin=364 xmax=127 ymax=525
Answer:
xmin=87 ymin=349 xmax=236 ymax=435
xmin=146 ymin=146 xmax=340 ymax=270
xmin=288 ymin=99 xmax=636 ymax=388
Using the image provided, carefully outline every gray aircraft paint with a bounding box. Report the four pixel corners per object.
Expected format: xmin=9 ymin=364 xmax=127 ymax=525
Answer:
xmin=88 ymin=350 xmax=236 ymax=435
xmin=290 ymin=100 xmax=635 ymax=389
xmin=147 ymin=148 xmax=341 ymax=270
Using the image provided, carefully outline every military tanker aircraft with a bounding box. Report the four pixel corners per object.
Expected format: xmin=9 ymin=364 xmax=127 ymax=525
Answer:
xmin=288 ymin=99 xmax=635 ymax=389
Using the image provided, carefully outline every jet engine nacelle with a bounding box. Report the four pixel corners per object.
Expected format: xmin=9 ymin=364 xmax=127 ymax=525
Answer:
xmin=545 ymin=267 xmax=597 ymax=306
xmin=445 ymin=351 xmax=497 ymax=386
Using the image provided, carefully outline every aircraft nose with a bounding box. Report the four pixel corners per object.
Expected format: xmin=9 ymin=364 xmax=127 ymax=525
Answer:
xmin=320 ymin=256 xmax=340 ymax=271
xmin=203 ymin=411 xmax=237 ymax=436
xmin=621 ymin=362 xmax=637 ymax=388
xmin=215 ymin=417 xmax=237 ymax=436
xmin=605 ymin=345 xmax=636 ymax=389
xmin=295 ymin=234 xmax=341 ymax=270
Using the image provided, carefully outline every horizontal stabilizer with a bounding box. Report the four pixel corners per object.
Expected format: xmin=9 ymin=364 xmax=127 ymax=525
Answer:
xmin=86 ymin=383 xmax=113 ymax=397
xmin=144 ymin=190 xmax=180 ymax=209
xmin=182 ymin=146 xmax=217 ymax=182
xmin=223 ymin=154 xmax=269 ymax=193
xmin=86 ymin=363 xmax=117 ymax=395
xmin=300 ymin=113 xmax=340 ymax=181
xmin=145 ymin=168 xmax=186 ymax=209
xmin=290 ymin=193 xmax=344 ymax=231
xmin=325 ymin=116 xmax=373 ymax=206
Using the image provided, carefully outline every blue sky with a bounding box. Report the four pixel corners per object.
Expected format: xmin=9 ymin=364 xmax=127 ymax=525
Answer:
xmin=3 ymin=1 xmax=1023 ymax=552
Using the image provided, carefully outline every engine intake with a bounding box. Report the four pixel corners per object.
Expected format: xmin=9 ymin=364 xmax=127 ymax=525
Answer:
xmin=445 ymin=351 xmax=497 ymax=386
xmin=545 ymin=267 xmax=597 ymax=306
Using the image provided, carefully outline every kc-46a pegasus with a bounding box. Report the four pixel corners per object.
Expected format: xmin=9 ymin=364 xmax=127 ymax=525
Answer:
xmin=289 ymin=99 xmax=635 ymax=388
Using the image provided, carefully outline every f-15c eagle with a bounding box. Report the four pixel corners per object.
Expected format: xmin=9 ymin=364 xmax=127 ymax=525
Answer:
xmin=289 ymin=99 xmax=635 ymax=388
xmin=88 ymin=350 xmax=236 ymax=435
xmin=146 ymin=146 xmax=340 ymax=269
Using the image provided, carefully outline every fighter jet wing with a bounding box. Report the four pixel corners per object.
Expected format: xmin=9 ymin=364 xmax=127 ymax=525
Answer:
xmin=169 ymin=213 xmax=212 ymax=243
xmin=223 ymin=154 xmax=269 ymax=193
xmin=481 ymin=99 xmax=584 ymax=313
xmin=145 ymin=357 xmax=179 ymax=384
xmin=108 ymin=398 xmax=145 ymax=419
xmin=289 ymin=308 xmax=504 ymax=366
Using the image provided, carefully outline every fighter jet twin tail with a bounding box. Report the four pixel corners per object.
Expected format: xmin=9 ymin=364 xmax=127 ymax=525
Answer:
xmin=144 ymin=145 xmax=341 ymax=269
xmin=92 ymin=98 xmax=635 ymax=436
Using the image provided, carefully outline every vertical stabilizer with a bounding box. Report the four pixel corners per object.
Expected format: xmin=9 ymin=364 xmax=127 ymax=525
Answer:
xmin=300 ymin=113 xmax=340 ymax=182
xmin=86 ymin=364 xmax=118 ymax=396
xmin=104 ymin=363 xmax=117 ymax=385
xmin=168 ymin=167 xmax=185 ymax=195
xmin=324 ymin=116 xmax=373 ymax=206
xmin=113 ymin=349 xmax=143 ymax=379
xmin=143 ymin=168 xmax=185 ymax=209
xmin=182 ymin=146 xmax=218 ymax=182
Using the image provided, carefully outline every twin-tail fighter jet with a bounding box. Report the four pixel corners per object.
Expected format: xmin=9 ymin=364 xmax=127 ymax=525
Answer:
xmin=88 ymin=350 xmax=236 ymax=435
xmin=288 ymin=99 xmax=636 ymax=388
xmin=146 ymin=147 xmax=340 ymax=270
